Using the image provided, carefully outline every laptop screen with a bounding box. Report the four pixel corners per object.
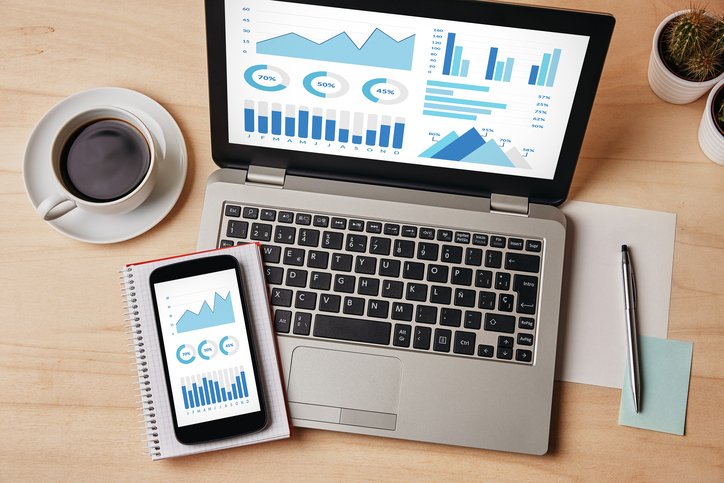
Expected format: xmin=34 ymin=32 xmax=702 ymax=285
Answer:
xmin=207 ymin=0 xmax=614 ymax=204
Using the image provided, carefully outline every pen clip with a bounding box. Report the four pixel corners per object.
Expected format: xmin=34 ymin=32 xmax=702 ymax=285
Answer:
xmin=630 ymin=259 xmax=637 ymax=309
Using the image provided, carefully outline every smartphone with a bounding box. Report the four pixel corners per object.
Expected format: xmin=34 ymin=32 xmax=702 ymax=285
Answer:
xmin=149 ymin=254 xmax=267 ymax=444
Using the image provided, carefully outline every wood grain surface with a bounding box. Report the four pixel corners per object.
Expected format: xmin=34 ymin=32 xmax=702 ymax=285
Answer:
xmin=2 ymin=0 xmax=723 ymax=480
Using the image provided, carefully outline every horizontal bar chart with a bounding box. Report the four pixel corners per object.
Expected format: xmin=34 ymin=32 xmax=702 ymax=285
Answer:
xmin=422 ymin=81 xmax=505 ymax=121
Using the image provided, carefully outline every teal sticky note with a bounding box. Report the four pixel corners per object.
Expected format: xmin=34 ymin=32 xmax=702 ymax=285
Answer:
xmin=619 ymin=336 xmax=693 ymax=435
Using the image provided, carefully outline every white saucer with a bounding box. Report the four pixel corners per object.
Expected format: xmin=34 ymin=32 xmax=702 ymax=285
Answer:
xmin=23 ymin=87 xmax=188 ymax=244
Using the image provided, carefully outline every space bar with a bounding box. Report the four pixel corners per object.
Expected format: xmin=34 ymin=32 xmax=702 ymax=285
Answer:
xmin=313 ymin=315 xmax=392 ymax=345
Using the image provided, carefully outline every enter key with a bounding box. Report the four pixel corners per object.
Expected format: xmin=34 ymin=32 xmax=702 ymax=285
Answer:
xmin=513 ymin=274 xmax=538 ymax=314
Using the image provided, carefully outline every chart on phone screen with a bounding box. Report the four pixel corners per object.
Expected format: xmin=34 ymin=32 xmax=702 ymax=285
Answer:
xmin=153 ymin=268 xmax=261 ymax=426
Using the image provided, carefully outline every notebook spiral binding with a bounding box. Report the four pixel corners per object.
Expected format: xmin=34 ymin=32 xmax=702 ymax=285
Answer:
xmin=121 ymin=267 xmax=161 ymax=458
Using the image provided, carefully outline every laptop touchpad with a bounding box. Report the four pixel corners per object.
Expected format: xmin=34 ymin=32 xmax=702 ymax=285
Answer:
xmin=287 ymin=346 xmax=402 ymax=431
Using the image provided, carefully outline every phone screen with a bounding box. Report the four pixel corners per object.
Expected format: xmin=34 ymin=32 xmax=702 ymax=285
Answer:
xmin=152 ymin=262 xmax=263 ymax=432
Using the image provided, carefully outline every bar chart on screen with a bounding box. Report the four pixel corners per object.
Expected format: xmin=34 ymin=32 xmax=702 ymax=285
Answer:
xmin=180 ymin=366 xmax=252 ymax=410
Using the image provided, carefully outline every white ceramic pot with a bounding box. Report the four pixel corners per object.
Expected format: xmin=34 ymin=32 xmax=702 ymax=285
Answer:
xmin=698 ymin=79 xmax=724 ymax=164
xmin=648 ymin=10 xmax=724 ymax=104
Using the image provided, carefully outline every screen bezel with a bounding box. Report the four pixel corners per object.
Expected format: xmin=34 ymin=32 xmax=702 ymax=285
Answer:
xmin=149 ymin=254 xmax=267 ymax=445
xmin=205 ymin=0 xmax=614 ymax=206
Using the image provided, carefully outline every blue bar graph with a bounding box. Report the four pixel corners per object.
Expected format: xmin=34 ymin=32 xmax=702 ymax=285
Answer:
xmin=485 ymin=47 xmax=498 ymax=80
xmin=243 ymin=100 xmax=404 ymax=149
xmin=528 ymin=49 xmax=562 ymax=87
xmin=442 ymin=33 xmax=456 ymax=75
xmin=181 ymin=367 xmax=250 ymax=410
xmin=423 ymin=80 xmax=504 ymax=122
xmin=442 ymin=33 xmax=471 ymax=78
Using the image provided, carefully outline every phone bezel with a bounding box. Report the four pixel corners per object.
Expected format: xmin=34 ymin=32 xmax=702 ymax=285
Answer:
xmin=149 ymin=254 xmax=267 ymax=445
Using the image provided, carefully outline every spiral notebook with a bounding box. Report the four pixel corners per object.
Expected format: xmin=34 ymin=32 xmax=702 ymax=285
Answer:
xmin=122 ymin=243 xmax=290 ymax=460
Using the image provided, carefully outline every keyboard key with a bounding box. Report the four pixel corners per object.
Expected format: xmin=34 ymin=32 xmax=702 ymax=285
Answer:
xmin=405 ymin=282 xmax=427 ymax=301
xmin=219 ymin=240 xmax=234 ymax=247
xmin=464 ymin=311 xmax=482 ymax=329
xmin=346 ymin=234 xmax=368 ymax=252
xmin=260 ymin=209 xmax=276 ymax=221
xmin=393 ymin=324 xmax=412 ymax=347
xmin=331 ymin=217 xmax=347 ymax=229
xmin=485 ymin=250 xmax=502 ymax=268
xmin=295 ymin=291 xmax=317 ymax=310
xmin=427 ymin=264 xmax=448 ymax=283
xmin=453 ymin=331 xmax=476 ymax=355
xmin=475 ymin=270 xmax=492 ymax=288
xmin=401 ymin=226 xmax=417 ymax=237
xmin=478 ymin=291 xmax=495 ymax=309
xmin=343 ymin=296 xmax=365 ymax=316
xmin=490 ymin=236 xmax=506 ymax=248
xmin=517 ymin=333 xmax=534 ymax=346
xmin=296 ymin=213 xmax=312 ymax=225
xmin=265 ymin=266 xmax=283 ymax=285
xmin=307 ymin=250 xmax=329 ymax=269
xmin=419 ymin=228 xmax=435 ymax=239
xmin=275 ymin=225 xmax=296 ymax=243
xmin=313 ymin=215 xmax=329 ymax=227
xmin=382 ymin=280 xmax=404 ymax=299
xmin=495 ymin=272 xmax=511 ymax=290
xmin=498 ymin=336 xmax=514 ymax=349
xmin=309 ymin=272 xmax=332 ymax=290
xmin=370 ymin=237 xmax=391 ymax=255
xmin=416 ymin=242 xmax=439 ymax=261
xmin=283 ymin=247 xmax=305 ymax=266
xmin=261 ymin=245 xmax=281 ymax=263
xmin=313 ymin=314 xmax=391 ymax=345
xmin=243 ymin=207 xmax=259 ymax=219
xmin=441 ymin=245 xmax=463 ymax=264
xmin=250 ymin=223 xmax=272 ymax=241
xmin=225 ymin=204 xmax=241 ymax=217
xmin=484 ymin=313 xmax=515 ymax=333
xmin=349 ymin=219 xmax=364 ymax=231
xmin=498 ymin=293 xmax=514 ymax=312
xmin=519 ymin=317 xmax=535 ymax=330
xmin=430 ymin=285 xmax=452 ymax=304
xmin=274 ymin=310 xmax=291 ymax=333
xmin=379 ymin=259 xmax=400 ymax=277
xmin=440 ymin=308 xmax=462 ymax=327
xmin=391 ymin=302 xmax=413 ymax=321
xmin=331 ymin=253 xmax=353 ymax=272
xmin=355 ymin=256 xmax=377 ymax=275
xmin=403 ymin=261 xmax=425 ymax=280
xmin=394 ymin=240 xmax=415 ymax=258
xmin=497 ymin=347 xmax=513 ymax=360
xmin=227 ymin=220 xmax=248 ymax=239
xmin=413 ymin=326 xmax=432 ymax=350
xmin=334 ymin=274 xmax=356 ymax=293
xmin=455 ymin=232 xmax=471 ymax=244
xmin=357 ymin=277 xmax=379 ymax=296
xmin=293 ymin=312 xmax=312 ymax=335
xmin=454 ymin=288 xmax=476 ymax=307
xmin=415 ymin=305 xmax=437 ymax=324
xmin=319 ymin=294 xmax=341 ymax=312
xmin=514 ymin=275 xmax=538 ymax=314
xmin=437 ymin=230 xmax=453 ymax=242
xmin=508 ymin=238 xmax=524 ymax=250
xmin=384 ymin=223 xmax=400 ymax=236
xmin=451 ymin=267 xmax=473 ymax=286
xmin=478 ymin=344 xmax=494 ymax=357
xmin=270 ymin=288 xmax=293 ymax=307
xmin=526 ymin=240 xmax=542 ymax=252
xmin=473 ymin=234 xmax=488 ymax=246
xmin=505 ymin=252 xmax=541 ymax=273
xmin=298 ymin=228 xmax=320 ymax=247
xmin=516 ymin=349 xmax=533 ymax=362
xmin=322 ymin=231 xmax=344 ymax=250
xmin=433 ymin=328 xmax=452 ymax=352
xmin=367 ymin=299 xmax=389 ymax=318
xmin=366 ymin=221 xmax=382 ymax=233
xmin=285 ymin=268 xmax=307 ymax=287
xmin=278 ymin=211 xmax=294 ymax=223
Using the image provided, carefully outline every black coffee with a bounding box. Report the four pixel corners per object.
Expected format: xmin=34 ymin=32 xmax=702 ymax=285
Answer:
xmin=60 ymin=118 xmax=150 ymax=202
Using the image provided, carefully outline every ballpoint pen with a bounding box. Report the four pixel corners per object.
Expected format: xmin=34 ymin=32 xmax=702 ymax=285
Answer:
xmin=621 ymin=245 xmax=641 ymax=413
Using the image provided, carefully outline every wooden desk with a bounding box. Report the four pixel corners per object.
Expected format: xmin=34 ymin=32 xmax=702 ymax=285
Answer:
xmin=2 ymin=0 xmax=723 ymax=479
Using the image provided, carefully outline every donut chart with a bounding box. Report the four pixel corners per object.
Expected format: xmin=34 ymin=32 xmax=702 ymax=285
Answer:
xmin=244 ymin=64 xmax=290 ymax=91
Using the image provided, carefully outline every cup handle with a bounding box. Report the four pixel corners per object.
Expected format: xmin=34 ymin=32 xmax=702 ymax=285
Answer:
xmin=37 ymin=192 xmax=77 ymax=221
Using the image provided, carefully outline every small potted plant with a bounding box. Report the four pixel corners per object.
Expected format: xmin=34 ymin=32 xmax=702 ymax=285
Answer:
xmin=648 ymin=6 xmax=724 ymax=104
xmin=698 ymin=78 xmax=724 ymax=164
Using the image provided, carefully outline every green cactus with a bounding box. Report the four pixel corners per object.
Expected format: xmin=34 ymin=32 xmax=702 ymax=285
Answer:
xmin=710 ymin=16 xmax=724 ymax=56
xmin=666 ymin=7 xmax=711 ymax=62
xmin=718 ymin=99 xmax=724 ymax=126
xmin=683 ymin=48 xmax=724 ymax=80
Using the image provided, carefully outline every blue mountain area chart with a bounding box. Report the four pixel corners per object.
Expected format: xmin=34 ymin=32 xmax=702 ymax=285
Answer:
xmin=175 ymin=291 xmax=235 ymax=334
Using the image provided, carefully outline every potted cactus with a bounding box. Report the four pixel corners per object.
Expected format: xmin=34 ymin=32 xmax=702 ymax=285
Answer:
xmin=649 ymin=7 xmax=724 ymax=104
xmin=698 ymin=78 xmax=724 ymax=164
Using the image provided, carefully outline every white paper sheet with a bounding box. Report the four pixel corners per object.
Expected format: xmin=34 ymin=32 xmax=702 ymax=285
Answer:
xmin=555 ymin=201 xmax=676 ymax=389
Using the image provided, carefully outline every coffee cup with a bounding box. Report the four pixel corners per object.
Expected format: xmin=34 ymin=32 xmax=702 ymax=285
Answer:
xmin=37 ymin=106 xmax=157 ymax=221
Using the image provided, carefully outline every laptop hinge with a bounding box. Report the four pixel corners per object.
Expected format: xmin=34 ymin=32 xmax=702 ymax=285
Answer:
xmin=245 ymin=165 xmax=286 ymax=188
xmin=490 ymin=193 xmax=529 ymax=216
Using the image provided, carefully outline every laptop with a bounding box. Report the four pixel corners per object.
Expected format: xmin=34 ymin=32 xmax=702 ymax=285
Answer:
xmin=198 ymin=0 xmax=614 ymax=455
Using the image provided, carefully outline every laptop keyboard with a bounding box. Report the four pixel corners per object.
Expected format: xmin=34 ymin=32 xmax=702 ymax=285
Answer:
xmin=218 ymin=203 xmax=541 ymax=364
